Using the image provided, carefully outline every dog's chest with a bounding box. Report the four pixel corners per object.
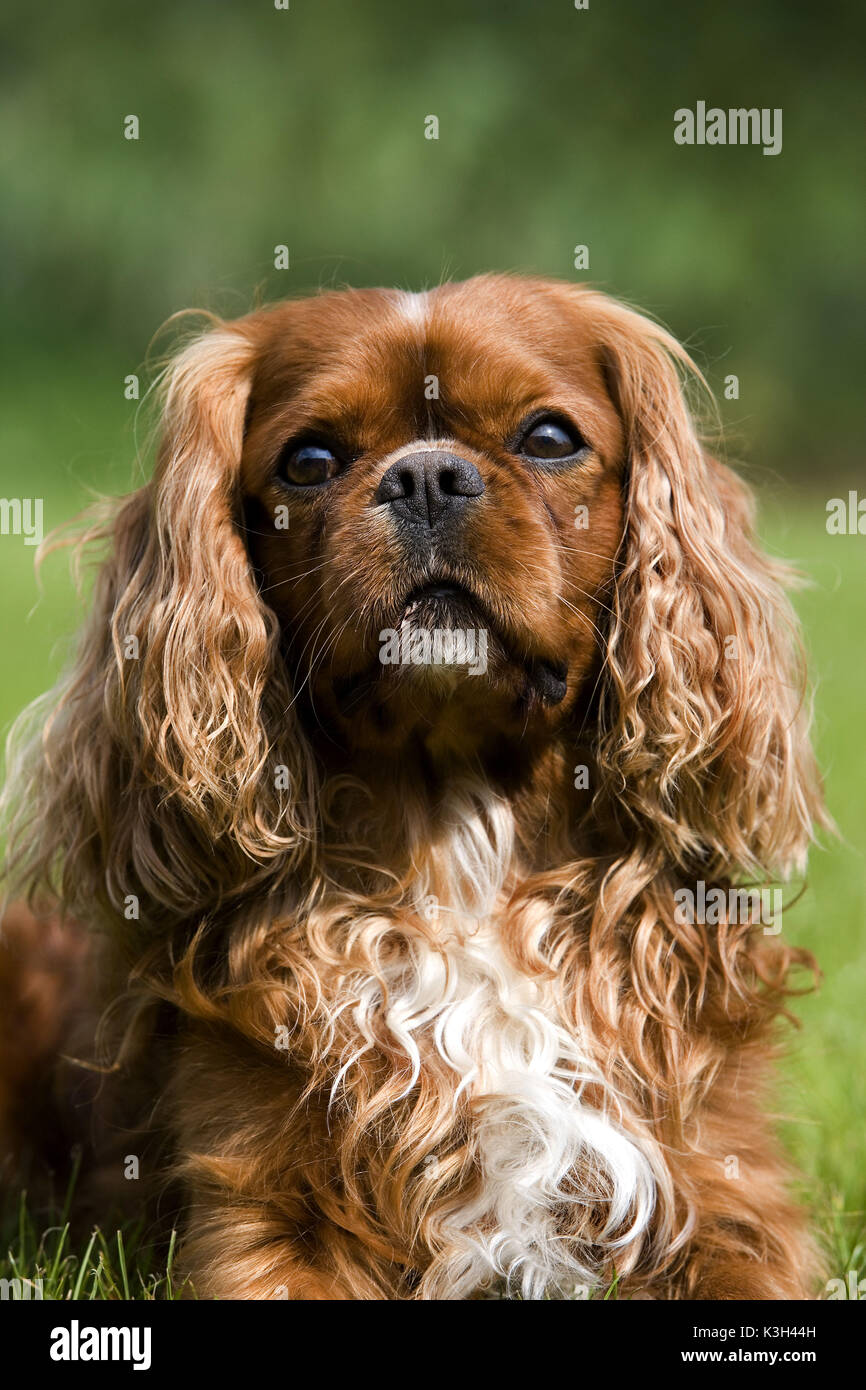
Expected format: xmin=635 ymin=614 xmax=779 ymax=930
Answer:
xmin=341 ymin=908 xmax=655 ymax=1299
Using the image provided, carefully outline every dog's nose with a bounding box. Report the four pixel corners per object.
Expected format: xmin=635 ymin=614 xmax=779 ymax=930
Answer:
xmin=374 ymin=450 xmax=485 ymax=529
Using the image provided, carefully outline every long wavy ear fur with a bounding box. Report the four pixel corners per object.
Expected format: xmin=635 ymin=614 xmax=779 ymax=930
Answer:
xmin=2 ymin=324 xmax=316 ymax=936
xmin=583 ymin=292 xmax=825 ymax=884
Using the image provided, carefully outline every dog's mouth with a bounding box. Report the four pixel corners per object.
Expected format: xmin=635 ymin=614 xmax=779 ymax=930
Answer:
xmin=397 ymin=580 xmax=489 ymax=628
xmin=326 ymin=576 xmax=570 ymax=718
xmin=394 ymin=581 xmax=569 ymax=704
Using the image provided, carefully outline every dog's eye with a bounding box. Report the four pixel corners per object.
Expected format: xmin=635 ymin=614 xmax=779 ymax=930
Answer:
xmin=278 ymin=441 xmax=341 ymax=487
xmin=519 ymin=417 xmax=585 ymax=461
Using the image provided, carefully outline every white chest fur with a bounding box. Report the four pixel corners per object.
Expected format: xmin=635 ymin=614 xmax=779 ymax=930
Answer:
xmin=388 ymin=919 xmax=655 ymax=1298
xmin=323 ymin=784 xmax=661 ymax=1299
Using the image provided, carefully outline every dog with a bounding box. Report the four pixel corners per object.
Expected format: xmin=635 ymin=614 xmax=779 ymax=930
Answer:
xmin=0 ymin=274 xmax=825 ymax=1299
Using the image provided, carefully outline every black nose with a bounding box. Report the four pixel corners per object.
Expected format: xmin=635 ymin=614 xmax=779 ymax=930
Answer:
xmin=374 ymin=449 xmax=485 ymax=529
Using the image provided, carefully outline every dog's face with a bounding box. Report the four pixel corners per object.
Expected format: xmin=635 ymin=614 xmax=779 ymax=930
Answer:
xmin=240 ymin=278 xmax=626 ymax=755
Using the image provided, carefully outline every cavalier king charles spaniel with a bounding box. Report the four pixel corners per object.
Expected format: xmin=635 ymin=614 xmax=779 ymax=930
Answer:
xmin=0 ymin=274 xmax=824 ymax=1300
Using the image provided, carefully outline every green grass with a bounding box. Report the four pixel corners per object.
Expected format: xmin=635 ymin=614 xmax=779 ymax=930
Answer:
xmin=1 ymin=386 xmax=864 ymax=1296
xmin=0 ymin=1154 xmax=188 ymax=1300
xmin=0 ymin=1203 xmax=186 ymax=1302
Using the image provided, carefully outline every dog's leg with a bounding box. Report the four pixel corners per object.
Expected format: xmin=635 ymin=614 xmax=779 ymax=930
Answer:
xmin=0 ymin=903 xmax=90 ymax=1180
xmin=645 ymin=1145 xmax=822 ymax=1300
xmin=680 ymin=1198 xmax=821 ymax=1300
xmin=177 ymin=1197 xmax=391 ymax=1300
xmin=169 ymin=1030 xmax=404 ymax=1300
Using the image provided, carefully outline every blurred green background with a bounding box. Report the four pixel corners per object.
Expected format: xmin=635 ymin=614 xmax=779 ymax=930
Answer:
xmin=0 ymin=0 xmax=863 ymax=1283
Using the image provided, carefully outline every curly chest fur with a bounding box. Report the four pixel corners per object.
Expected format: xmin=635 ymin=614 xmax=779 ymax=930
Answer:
xmin=262 ymin=795 xmax=668 ymax=1300
xmin=336 ymin=917 xmax=660 ymax=1297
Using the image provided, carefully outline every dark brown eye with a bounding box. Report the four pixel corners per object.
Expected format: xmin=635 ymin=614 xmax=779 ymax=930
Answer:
xmin=519 ymin=417 xmax=585 ymax=462
xmin=278 ymin=441 xmax=341 ymax=487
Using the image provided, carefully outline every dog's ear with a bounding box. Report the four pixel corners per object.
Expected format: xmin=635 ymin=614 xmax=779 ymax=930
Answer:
xmin=584 ymin=294 xmax=823 ymax=882
xmin=4 ymin=324 xmax=316 ymax=933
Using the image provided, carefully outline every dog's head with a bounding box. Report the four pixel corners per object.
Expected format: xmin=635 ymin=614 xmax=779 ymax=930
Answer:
xmin=7 ymin=275 xmax=822 ymax=927
xmin=240 ymin=278 xmax=626 ymax=757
